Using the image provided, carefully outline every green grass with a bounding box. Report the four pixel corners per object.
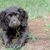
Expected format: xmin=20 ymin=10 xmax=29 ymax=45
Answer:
xmin=0 ymin=0 xmax=50 ymax=20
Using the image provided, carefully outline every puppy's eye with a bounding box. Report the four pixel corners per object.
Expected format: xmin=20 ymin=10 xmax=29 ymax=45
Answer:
xmin=14 ymin=13 xmax=17 ymax=15
xmin=16 ymin=14 xmax=19 ymax=18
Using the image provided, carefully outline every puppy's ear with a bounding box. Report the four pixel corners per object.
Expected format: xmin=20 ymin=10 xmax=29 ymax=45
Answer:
xmin=18 ymin=8 xmax=28 ymax=18
xmin=18 ymin=8 xmax=28 ymax=26
xmin=0 ymin=11 xmax=6 ymax=25
xmin=0 ymin=11 xmax=6 ymax=20
xmin=0 ymin=11 xmax=8 ymax=30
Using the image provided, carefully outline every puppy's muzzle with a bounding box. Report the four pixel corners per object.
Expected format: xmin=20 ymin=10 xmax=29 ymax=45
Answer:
xmin=9 ymin=16 xmax=20 ymax=28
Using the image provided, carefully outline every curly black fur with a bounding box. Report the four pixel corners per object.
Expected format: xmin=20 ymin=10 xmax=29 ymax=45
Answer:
xmin=0 ymin=7 xmax=28 ymax=49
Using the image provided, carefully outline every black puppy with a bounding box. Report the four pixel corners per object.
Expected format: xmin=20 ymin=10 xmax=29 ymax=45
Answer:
xmin=0 ymin=7 xmax=28 ymax=49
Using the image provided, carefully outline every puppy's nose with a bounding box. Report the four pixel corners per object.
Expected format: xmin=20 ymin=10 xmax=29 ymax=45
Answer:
xmin=13 ymin=19 xmax=20 ymax=26
xmin=13 ymin=19 xmax=17 ymax=24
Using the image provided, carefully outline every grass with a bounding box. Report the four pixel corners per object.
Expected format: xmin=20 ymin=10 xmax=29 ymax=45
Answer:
xmin=0 ymin=0 xmax=50 ymax=20
xmin=0 ymin=0 xmax=50 ymax=50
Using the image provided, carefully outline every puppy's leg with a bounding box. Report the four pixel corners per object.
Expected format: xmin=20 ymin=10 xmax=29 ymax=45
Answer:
xmin=2 ymin=33 xmax=11 ymax=47
xmin=13 ymin=27 xmax=28 ymax=49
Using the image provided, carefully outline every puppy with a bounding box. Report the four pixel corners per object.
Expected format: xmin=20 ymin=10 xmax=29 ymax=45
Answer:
xmin=0 ymin=7 xmax=28 ymax=49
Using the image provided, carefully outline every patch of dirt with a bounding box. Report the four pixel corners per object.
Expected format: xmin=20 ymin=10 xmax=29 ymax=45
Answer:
xmin=25 ymin=17 xmax=50 ymax=50
xmin=28 ymin=18 xmax=50 ymax=38
xmin=24 ymin=39 xmax=50 ymax=50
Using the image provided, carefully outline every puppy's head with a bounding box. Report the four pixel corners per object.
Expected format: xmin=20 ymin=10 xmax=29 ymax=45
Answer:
xmin=0 ymin=7 xmax=28 ymax=30
xmin=6 ymin=12 xmax=20 ymax=28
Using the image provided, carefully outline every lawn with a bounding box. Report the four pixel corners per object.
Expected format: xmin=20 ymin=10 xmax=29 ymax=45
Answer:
xmin=0 ymin=0 xmax=50 ymax=20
